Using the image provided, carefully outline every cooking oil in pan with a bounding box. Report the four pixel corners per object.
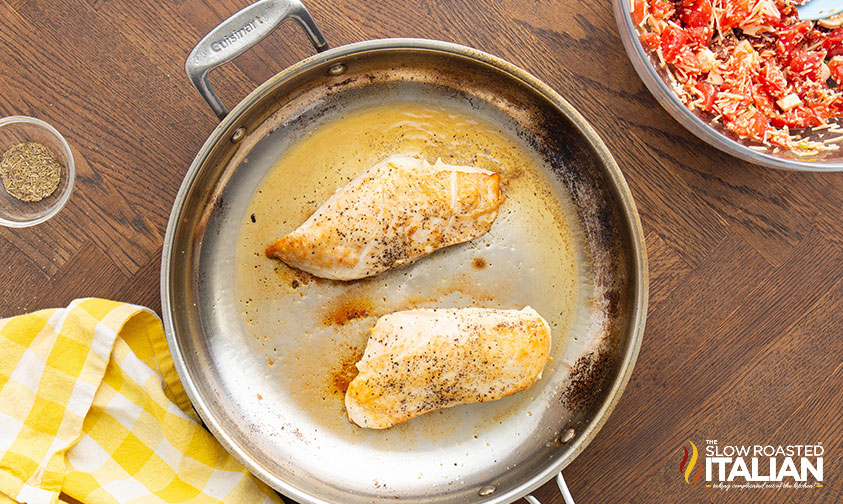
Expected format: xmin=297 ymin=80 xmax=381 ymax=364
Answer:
xmin=233 ymin=100 xmax=587 ymax=483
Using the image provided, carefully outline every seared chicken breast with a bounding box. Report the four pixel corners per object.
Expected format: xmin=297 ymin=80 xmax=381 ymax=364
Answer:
xmin=266 ymin=156 xmax=503 ymax=280
xmin=345 ymin=307 xmax=552 ymax=429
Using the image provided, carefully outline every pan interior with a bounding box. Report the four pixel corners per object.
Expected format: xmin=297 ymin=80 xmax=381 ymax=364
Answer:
xmin=169 ymin=45 xmax=640 ymax=504
xmin=228 ymin=99 xmax=587 ymax=496
xmin=201 ymin=94 xmax=602 ymax=501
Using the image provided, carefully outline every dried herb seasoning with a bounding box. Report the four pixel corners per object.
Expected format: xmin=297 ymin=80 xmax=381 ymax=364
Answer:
xmin=0 ymin=142 xmax=61 ymax=202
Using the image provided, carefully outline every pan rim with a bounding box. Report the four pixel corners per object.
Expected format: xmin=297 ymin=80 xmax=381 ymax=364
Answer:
xmin=161 ymin=37 xmax=648 ymax=504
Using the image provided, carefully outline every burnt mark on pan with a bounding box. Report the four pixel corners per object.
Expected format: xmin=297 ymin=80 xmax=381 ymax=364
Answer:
xmin=323 ymin=296 xmax=374 ymax=326
xmin=327 ymin=77 xmax=353 ymax=91
xmin=535 ymin=106 xmax=630 ymax=288
xmin=527 ymin=96 xmax=636 ymax=355
xmin=273 ymin=263 xmax=325 ymax=289
xmin=211 ymin=194 xmax=228 ymax=236
xmin=329 ymin=345 xmax=365 ymax=396
xmin=562 ymin=351 xmax=612 ymax=411
xmin=603 ymin=288 xmax=622 ymax=318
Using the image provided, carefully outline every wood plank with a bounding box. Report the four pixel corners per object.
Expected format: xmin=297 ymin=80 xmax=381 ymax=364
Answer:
xmin=69 ymin=147 xmax=162 ymax=276
xmin=566 ymin=232 xmax=841 ymax=502
xmin=3 ymin=242 xmax=126 ymax=314
xmin=670 ymin=156 xmax=815 ymax=266
xmin=779 ymin=172 xmax=843 ymax=251
xmin=0 ymin=239 xmax=48 ymax=317
xmin=616 ymin=126 xmax=732 ymax=266
xmin=4 ymin=0 xmax=27 ymax=12
xmin=116 ymin=252 xmax=162 ymax=314
xmin=705 ymin=283 xmax=843 ymax=503
xmin=5 ymin=0 xmax=207 ymax=226
xmin=644 ymin=230 xmax=693 ymax=310
xmin=761 ymin=362 xmax=843 ymax=504
xmin=633 ymin=276 xmax=843 ymax=504
xmin=562 ymin=232 xmax=770 ymax=498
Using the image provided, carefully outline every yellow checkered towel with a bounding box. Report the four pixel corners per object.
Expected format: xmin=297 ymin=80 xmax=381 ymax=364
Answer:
xmin=0 ymin=298 xmax=282 ymax=504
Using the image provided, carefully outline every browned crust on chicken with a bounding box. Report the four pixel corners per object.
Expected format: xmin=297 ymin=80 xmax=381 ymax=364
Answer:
xmin=265 ymin=156 xmax=503 ymax=280
xmin=345 ymin=307 xmax=552 ymax=429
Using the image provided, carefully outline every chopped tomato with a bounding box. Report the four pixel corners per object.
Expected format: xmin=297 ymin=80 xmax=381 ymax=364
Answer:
xmin=788 ymin=51 xmax=826 ymax=83
xmin=640 ymin=32 xmax=661 ymax=50
xmin=731 ymin=40 xmax=761 ymax=75
xmin=694 ymin=81 xmax=717 ymax=110
xmin=752 ymin=86 xmax=777 ymax=118
xmin=651 ymin=0 xmax=675 ymax=20
xmin=823 ymin=29 xmax=843 ymax=59
xmin=808 ymin=102 xmax=833 ymax=124
xmin=661 ymin=26 xmax=689 ymax=63
xmin=633 ymin=0 xmax=647 ymax=24
xmin=726 ymin=109 xmax=768 ymax=139
xmin=759 ymin=63 xmax=789 ymax=98
xmin=680 ymin=0 xmax=713 ymax=28
xmin=830 ymin=56 xmax=843 ymax=85
xmin=832 ymin=94 xmax=843 ymax=117
xmin=777 ymin=21 xmax=812 ymax=65
xmin=772 ymin=105 xmax=819 ymax=129
xmin=719 ymin=0 xmax=753 ymax=30
xmin=686 ymin=25 xmax=714 ymax=46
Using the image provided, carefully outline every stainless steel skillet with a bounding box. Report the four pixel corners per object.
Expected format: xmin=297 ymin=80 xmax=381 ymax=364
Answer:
xmin=162 ymin=1 xmax=648 ymax=503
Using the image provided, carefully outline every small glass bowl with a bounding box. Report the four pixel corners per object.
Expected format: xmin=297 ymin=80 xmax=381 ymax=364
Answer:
xmin=0 ymin=116 xmax=75 ymax=227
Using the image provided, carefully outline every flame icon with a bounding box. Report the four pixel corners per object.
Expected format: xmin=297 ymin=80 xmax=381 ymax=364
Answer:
xmin=679 ymin=441 xmax=703 ymax=486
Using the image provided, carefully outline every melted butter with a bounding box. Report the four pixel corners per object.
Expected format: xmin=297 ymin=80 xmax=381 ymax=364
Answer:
xmin=233 ymin=101 xmax=583 ymax=441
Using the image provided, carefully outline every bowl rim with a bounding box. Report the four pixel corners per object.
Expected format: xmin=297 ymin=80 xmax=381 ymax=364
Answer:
xmin=0 ymin=115 xmax=76 ymax=227
xmin=614 ymin=0 xmax=843 ymax=172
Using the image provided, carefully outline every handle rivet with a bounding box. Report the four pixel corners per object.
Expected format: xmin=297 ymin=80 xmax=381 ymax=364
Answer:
xmin=327 ymin=63 xmax=347 ymax=76
xmin=478 ymin=485 xmax=496 ymax=496
xmin=560 ymin=428 xmax=576 ymax=443
xmin=231 ymin=127 xmax=245 ymax=143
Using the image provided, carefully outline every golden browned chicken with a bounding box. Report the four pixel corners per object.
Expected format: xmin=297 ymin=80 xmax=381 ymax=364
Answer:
xmin=345 ymin=307 xmax=552 ymax=429
xmin=266 ymin=156 xmax=503 ymax=280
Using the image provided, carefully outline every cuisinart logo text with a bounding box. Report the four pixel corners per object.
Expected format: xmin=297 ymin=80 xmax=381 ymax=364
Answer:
xmin=680 ymin=440 xmax=824 ymax=489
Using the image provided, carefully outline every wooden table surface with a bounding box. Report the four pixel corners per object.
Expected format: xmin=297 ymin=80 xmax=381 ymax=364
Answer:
xmin=1 ymin=0 xmax=842 ymax=502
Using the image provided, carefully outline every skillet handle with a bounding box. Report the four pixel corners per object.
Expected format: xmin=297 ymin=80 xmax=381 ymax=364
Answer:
xmin=524 ymin=472 xmax=575 ymax=504
xmin=185 ymin=0 xmax=328 ymax=120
